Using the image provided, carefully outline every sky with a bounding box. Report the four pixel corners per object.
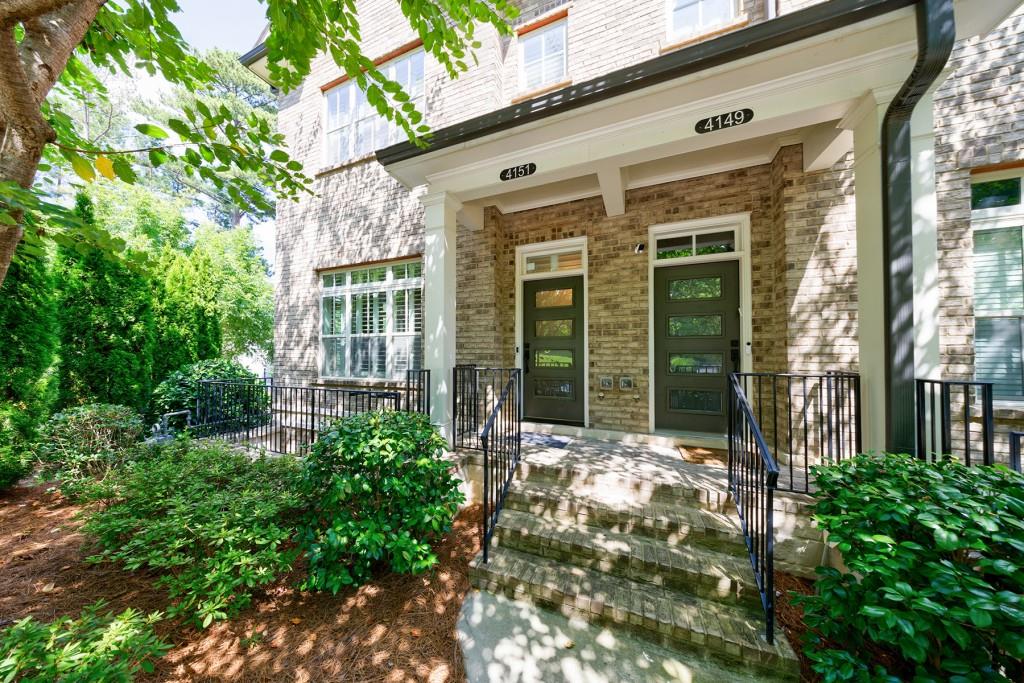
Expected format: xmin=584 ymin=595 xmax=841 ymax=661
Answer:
xmin=172 ymin=0 xmax=267 ymax=54
xmin=170 ymin=0 xmax=277 ymax=272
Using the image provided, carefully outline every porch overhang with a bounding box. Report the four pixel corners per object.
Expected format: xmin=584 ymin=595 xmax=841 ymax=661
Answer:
xmin=375 ymin=0 xmax=1015 ymax=220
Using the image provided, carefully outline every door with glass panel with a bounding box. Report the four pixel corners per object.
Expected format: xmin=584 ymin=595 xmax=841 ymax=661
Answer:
xmin=523 ymin=276 xmax=585 ymax=425
xmin=654 ymin=260 xmax=739 ymax=433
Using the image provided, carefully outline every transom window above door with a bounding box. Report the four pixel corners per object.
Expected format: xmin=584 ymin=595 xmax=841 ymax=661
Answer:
xmin=667 ymin=0 xmax=739 ymax=42
xmin=323 ymin=49 xmax=425 ymax=167
xmin=655 ymin=228 xmax=736 ymax=261
xmin=519 ymin=20 xmax=567 ymax=92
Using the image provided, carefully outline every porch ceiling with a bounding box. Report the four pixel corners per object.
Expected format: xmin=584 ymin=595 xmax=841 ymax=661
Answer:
xmin=377 ymin=0 xmax=1017 ymax=222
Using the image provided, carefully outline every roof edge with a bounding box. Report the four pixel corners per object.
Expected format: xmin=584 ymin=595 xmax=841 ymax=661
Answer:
xmin=240 ymin=42 xmax=268 ymax=67
xmin=375 ymin=0 xmax=915 ymax=167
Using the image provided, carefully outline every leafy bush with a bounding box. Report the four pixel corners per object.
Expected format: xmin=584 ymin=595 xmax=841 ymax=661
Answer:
xmin=150 ymin=358 xmax=257 ymax=421
xmin=0 ymin=446 xmax=30 ymax=491
xmin=797 ymin=453 xmax=1024 ymax=681
xmin=83 ymin=441 xmax=302 ymax=627
xmin=299 ymin=410 xmax=464 ymax=593
xmin=0 ymin=601 xmax=168 ymax=682
xmin=36 ymin=404 xmax=144 ymax=498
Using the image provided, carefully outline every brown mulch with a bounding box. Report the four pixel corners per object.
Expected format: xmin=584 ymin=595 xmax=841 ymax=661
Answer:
xmin=0 ymin=483 xmax=482 ymax=682
xmin=775 ymin=572 xmax=817 ymax=683
xmin=678 ymin=446 xmax=728 ymax=467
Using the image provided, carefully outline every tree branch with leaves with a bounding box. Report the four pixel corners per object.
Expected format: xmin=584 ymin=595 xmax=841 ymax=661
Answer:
xmin=0 ymin=0 xmax=517 ymax=287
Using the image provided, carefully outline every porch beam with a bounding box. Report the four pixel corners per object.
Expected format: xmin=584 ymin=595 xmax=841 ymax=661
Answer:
xmin=422 ymin=191 xmax=461 ymax=442
xmin=802 ymin=122 xmax=853 ymax=172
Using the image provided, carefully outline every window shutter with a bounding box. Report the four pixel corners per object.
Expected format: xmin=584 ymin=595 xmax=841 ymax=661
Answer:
xmin=976 ymin=317 xmax=1024 ymax=399
xmin=974 ymin=227 xmax=1024 ymax=314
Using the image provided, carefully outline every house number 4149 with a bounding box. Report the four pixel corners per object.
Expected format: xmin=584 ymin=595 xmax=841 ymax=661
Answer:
xmin=695 ymin=108 xmax=754 ymax=134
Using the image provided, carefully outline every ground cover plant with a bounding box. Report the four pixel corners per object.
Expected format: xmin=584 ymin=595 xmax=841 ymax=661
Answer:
xmin=299 ymin=410 xmax=465 ymax=593
xmin=82 ymin=440 xmax=302 ymax=627
xmin=0 ymin=601 xmax=168 ymax=682
xmin=35 ymin=403 xmax=145 ymax=500
xmin=797 ymin=453 xmax=1024 ymax=681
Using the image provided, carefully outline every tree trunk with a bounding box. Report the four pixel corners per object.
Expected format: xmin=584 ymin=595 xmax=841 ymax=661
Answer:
xmin=0 ymin=123 xmax=47 ymax=288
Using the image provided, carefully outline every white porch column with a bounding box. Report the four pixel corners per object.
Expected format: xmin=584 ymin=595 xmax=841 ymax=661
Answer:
xmin=847 ymin=90 xmax=893 ymax=453
xmin=422 ymin=192 xmax=460 ymax=442
xmin=911 ymin=92 xmax=942 ymax=381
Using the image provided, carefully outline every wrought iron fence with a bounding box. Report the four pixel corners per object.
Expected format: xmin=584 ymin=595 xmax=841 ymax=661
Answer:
xmin=480 ymin=369 xmax=523 ymax=563
xmin=453 ymin=365 xmax=519 ymax=451
xmin=194 ymin=369 xmax=430 ymax=455
xmin=732 ymin=371 xmax=861 ymax=493
xmin=915 ymin=379 xmax=995 ymax=467
xmin=1009 ymin=432 xmax=1024 ymax=473
xmin=727 ymin=372 xmax=780 ymax=644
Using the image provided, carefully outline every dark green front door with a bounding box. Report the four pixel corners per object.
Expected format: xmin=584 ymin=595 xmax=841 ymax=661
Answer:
xmin=654 ymin=260 xmax=740 ymax=434
xmin=523 ymin=276 xmax=585 ymax=425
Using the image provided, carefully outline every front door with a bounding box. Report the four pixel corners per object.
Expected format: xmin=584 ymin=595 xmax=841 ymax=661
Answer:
xmin=654 ymin=260 xmax=740 ymax=434
xmin=523 ymin=275 xmax=585 ymax=425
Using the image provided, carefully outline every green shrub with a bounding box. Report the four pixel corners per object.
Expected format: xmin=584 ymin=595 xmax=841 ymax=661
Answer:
xmin=36 ymin=404 xmax=145 ymax=498
xmin=797 ymin=453 xmax=1024 ymax=681
xmin=299 ymin=410 xmax=464 ymax=593
xmin=83 ymin=441 xmax=302 ymax=627
xmin=0 ymin=601 xmax=168 ymax=682
xmin=0 ymin=446 xmax=30 ymax=491
xmin=150 ymin=358 xmax=257 ymax=421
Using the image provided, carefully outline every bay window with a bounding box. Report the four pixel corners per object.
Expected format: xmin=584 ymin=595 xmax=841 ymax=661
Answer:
xmin=972 ymin=173 xmax=1024 ymax=400
xmin=324 ymin=49 xmax=425 ymax=167
xmin=321 ymin=261 xmax=423 ymax=380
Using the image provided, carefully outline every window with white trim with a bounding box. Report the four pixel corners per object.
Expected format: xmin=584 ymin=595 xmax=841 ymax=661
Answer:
xmin=320 ymin=261 xmax=423 ymax=379
xmin=519 ymin=20 xmax=567 ymax=92
xmin=324 ymin=49 xmax=425 ymax=167
xmin=971 ymin=172 xmax=1024 ymax=400
xmin=667 ymin=0 xmax=738 ymax=41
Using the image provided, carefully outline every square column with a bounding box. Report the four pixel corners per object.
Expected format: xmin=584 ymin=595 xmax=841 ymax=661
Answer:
xmin=911 ymin=92 xmax=941 ymax=382
xmin=422 ymin=192 xmax=460 ymax=442
xmin=847 ymin=90 xmax=893 ymax=453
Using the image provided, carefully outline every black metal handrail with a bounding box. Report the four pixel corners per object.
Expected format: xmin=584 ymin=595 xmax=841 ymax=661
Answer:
xmin=480 ymin=368 xmax=522 ymax=563
xmin=915 ymin=379 xmax=994 ymax=466
xmin=194 ymin=372 xmax=430 ymax=455
xmin=727 ymin=372 xmax=780 ymax=644
xmin=732 ymin=371 xmax=861 ymax=493
xmin=453 ymin=365 xmax=518 ymax=451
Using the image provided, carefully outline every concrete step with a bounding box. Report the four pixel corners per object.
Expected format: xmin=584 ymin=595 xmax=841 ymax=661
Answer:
xmin=469 ymin=546 xmax=800 ymax=680
xmin=504 ymin=480 xmax=825 ymax=575
xmin=492 ymin=509 xmax=760 ymax=607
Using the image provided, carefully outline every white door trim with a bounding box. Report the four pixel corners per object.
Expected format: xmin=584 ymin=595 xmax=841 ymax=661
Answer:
xmin=515 ymin=236 xmax=590 ymax=428
xmin=647 ymin=212 xmax=753 ymax=434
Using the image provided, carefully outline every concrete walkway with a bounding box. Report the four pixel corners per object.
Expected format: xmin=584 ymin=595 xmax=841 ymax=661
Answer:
xmin=458 ymin=591 xmax=767 ymax=683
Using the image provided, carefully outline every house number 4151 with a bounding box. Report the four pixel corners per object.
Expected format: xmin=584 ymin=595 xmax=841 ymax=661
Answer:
xmin=695 ymin=108 xmax=754 ymax=134
xmin=499 ymin=162 xmax=537 ymax=181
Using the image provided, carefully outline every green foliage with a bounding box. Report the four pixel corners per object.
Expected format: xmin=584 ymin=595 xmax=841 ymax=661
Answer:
xmin=83 ymin=441 xmax=302 ymax=627
xmin=0 ymin=601 xmax=168 ymax=682
xmin=0 ymin=446 xmax=30 ymax=492
xmin=0 ymin=255 xmax=59 ymax=452
xmin=56 ymin=197 xmax=156 ymax=414
xmin=797 ymin=453 xmax=1024 ymax=681
xmin=299 ymin=411 xmax=464 ymax=593
xmin=36 ymin=404 xmax=144 ymax=499
xmin=151 ymin=359 xmax=257 ymax=420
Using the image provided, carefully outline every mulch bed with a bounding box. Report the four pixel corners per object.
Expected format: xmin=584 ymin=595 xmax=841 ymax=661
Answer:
xmin=0 ymin=483 xmax=482 ymax=682
xmin=775 ymin=572 xmax=817 ymax=683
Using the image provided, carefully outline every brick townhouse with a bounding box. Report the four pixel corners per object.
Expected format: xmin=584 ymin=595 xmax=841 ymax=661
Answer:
xmin=239 ymin=1 xmax=1024 ymax=674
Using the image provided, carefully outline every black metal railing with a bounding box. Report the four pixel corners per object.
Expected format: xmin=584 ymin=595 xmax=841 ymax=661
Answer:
xmin=915 ymin=379 xmax=994 ymax=467
xmin=194 ymin=370 xmax=431 ymax=455
xmin=453 ymin=365 xmax=519 ymax=451
xmin=727 ymin=372 xmax=780 ymax=644
xmin=1009 ymin=432 xmax=1024 ymax=473
xmin=732 ymin=371 xmax=861 ymax=493
xmin=480 ymin=369 xmax=523 ymax=563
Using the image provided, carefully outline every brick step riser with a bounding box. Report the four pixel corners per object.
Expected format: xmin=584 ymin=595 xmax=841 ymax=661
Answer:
xmin=469 ymin=565 xmax=799 ymax=680
xmin=502 ymin=495 xmax=746 ymax=554
xmin=490 ymin=527 xmax=761 ymax=608
xmin=516 ymin=466 xmax=735 ymax=512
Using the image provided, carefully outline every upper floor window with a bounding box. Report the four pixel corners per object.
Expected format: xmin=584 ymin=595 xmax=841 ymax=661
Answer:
xmin=324 ymin=49 xmax=425 ymax=167
xmin=971 ymin=172 xmax=1024 ymax=400
xmin=668 ymin=0 xmax=738 ymax=42
xmin=519 ymin=20 xmax=567 ymax=92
